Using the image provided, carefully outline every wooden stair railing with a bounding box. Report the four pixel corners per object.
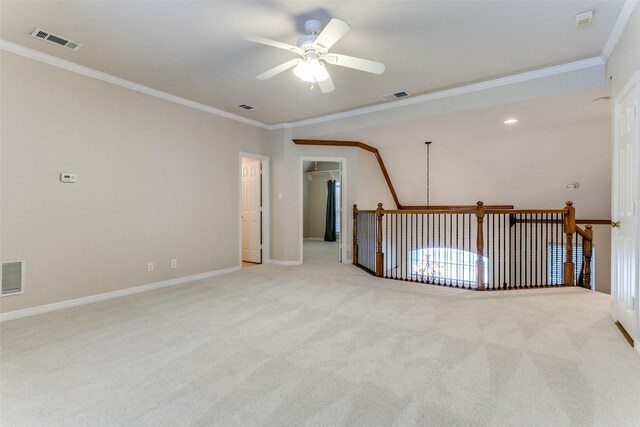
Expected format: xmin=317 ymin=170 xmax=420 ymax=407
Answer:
xmin=353 ymin=200 xmax=594 ymax=290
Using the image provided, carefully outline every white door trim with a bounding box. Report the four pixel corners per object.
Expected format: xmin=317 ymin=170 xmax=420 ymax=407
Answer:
xmin=239 ymin=152 xmax=270 ymax=266
xmin=299 ymin=156 xmax=348 ymax=264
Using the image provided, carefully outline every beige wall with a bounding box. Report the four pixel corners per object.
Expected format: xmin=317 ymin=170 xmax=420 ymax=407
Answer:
xmin=355 ymin=149 xmax=396 ymax=210
xmin=606 ymin=4 xmax=640 ymax=99
xmin=269 ymin=134 xmax=396 ymax=263
xmin=0 ymin=52 xmax=269 ymax=313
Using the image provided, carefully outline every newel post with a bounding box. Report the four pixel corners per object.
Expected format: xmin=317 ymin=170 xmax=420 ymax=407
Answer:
xmin=353 ymin=204 xmax=358 ymax=266
xmin=375 ymin=203 xmax=384 ymax=277
xmin=583 ymin=225 xmax=593 ymax=290
xmin=475 ymin=201 xmax=486 ymax=290
xmin=564 ymin=201 xmax=576 ymax=286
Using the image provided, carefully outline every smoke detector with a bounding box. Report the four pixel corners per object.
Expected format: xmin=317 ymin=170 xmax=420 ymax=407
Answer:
xmin=575 ymin=11 xmax=594 ymax=27
xmin=30 ymin=28 xmax=82 ymax=50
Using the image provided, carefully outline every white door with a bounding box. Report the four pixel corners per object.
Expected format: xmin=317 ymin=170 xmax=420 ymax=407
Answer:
xmin=242 ymin=158 xmax=261 ymax=263
xmin=612 ymin=71 xmax=639 ymax=342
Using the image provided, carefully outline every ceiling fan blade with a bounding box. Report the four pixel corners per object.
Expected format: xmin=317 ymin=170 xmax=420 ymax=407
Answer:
xmin=256 ymin=58 xmax=301 ymax=80
xmin=318 ymin=75 xmax=335 ymax=93
xmin=324 ymin=53 xmax=385 ymax=74
xmin=244 ymin=34 xmax=304 ymax=56
xmin=314 ymin=19 xmax=350 ymax=50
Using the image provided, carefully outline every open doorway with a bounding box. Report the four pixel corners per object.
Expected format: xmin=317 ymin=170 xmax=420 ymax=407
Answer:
xmin=240 ymin=153 xmax=269 ymax=268
xmin=301 ymin=159 xmax=344 ymax=263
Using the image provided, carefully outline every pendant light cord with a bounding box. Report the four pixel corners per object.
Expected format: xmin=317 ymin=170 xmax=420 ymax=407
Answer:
xmin=425 ymin=141 xmax=431 ymax=206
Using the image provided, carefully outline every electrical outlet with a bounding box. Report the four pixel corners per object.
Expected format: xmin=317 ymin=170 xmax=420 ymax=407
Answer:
xmin=171 ymin=259 xmax=177 ymax=269
xmin=347 ymin=244 xmax=352 ymax=251
xmin=147 ymin=262 xmax=154 ymax=272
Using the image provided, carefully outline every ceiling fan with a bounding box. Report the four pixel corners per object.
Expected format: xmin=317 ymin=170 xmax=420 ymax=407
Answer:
xmin=244 ymin=18 xmax=385 ymax=93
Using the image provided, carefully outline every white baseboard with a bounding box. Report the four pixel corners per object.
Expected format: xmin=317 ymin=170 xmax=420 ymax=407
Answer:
xmin=269 ymin=259 xmax=302 ymax=266
xmin=343 ymin=258 xmax=353 ymax=264
xmin=0 ymin=266 xmax=240 ymax=322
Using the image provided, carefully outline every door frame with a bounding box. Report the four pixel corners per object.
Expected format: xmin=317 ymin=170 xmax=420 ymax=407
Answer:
xmin=239 ymin=152 xmax=270 ymax=266
xmin=299 ymin=156 xmax=348 ymax=264
xmin=611 ymin=70 xmax=640 ymax=352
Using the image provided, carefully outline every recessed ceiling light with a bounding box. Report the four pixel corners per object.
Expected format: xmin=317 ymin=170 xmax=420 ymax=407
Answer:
xmin=504 ymin=118 xmax=518 ymax=125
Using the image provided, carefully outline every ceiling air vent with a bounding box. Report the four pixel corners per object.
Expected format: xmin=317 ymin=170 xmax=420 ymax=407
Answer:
xmin=30 ymin=28 xmax=82 ymax=51
xmin=1 ymin=261 xmax=24 ymax=296
xmin=238 ymin=104 xmax=255 ymax=110
xmin=575 ymin=11 xmax=594 ymax=27
xmin=381 ymin=91 xmax=410 ymax=102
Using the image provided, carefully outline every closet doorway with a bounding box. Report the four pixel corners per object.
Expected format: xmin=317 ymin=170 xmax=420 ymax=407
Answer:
xmin=301 ymin=159 xmax=345 ymax=263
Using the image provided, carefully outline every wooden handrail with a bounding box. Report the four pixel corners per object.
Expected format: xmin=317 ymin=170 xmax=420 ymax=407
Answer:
xmin=486 ymin=208 xmax=568 ymax=215
xmin=373 ymin=208 xmax=568 ymax=215
xmin=402 ymin=204 xmax=514 ymax=210
xmin=575 ymin=225 xmax=592 ymax=240
xmin=576 ymin=219 xmax=611 ymax=225
xmin=381 ymin=208 xmax=477 ymax=215
xmin=293 ymin=139 xmax=401 ymax=209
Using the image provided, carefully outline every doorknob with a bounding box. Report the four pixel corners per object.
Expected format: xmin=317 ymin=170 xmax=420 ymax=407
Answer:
xmin=611 ymin=221 xmax=621 ymax=228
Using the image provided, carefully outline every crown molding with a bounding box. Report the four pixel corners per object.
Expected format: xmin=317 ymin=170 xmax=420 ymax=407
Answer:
xmin=0 ymin=39 xmax=272 ymax=130
xmin=2 ymin=38 xmax=607 ymax=132
xmin=602 ymin=0 xmax=638 ymax=61
xmin=274 ymin=56 xmax=605 ymax=129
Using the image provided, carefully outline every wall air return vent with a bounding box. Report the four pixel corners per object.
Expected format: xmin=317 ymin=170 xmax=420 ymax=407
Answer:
xmin=1 ymin=261 xmax=25 ymax=296
xmin=381 ymin=91 xmax=410 ymax=102
xmin=30 ymin=28 xmax=82 ymax=51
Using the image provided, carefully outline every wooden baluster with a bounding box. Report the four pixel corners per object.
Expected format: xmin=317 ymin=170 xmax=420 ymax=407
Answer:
xmin=584 ymin=225 xmax=593 ymax=290
xmin=475 ymin=201 xmax=486 ymax=290
xmin=563 ymin=201 xmax=576 ymax=286
xmin=352 ymin=204 xmax=358 ymax=266
xmin=376 ymin=203 xmax=384 ymax=277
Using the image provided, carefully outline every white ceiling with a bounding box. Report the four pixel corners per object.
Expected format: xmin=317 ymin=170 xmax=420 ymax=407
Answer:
xmin=0 ymin=1 xmax=625 ymax=124
xmin=318 ymin=85 xmax=612 ymax=146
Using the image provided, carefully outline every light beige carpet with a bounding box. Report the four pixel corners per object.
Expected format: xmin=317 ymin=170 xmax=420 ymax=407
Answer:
xmin=1 ymin=240 xmax=639 ymax=426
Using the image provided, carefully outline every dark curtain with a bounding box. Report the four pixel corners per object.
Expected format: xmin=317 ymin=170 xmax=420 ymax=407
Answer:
xmin=324 ymin=180 xmax=336 ymax=241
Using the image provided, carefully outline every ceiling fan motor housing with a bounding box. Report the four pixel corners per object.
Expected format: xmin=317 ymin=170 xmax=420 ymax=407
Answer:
xmin=304 ymin=19 xmax=323 ymax=35
xmin=297 ymin=34 xmax=318 ymax=49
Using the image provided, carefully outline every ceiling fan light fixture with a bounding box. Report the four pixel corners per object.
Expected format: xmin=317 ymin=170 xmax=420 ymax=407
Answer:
xmin=293 ymin=59 xmax=330 ymax=83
